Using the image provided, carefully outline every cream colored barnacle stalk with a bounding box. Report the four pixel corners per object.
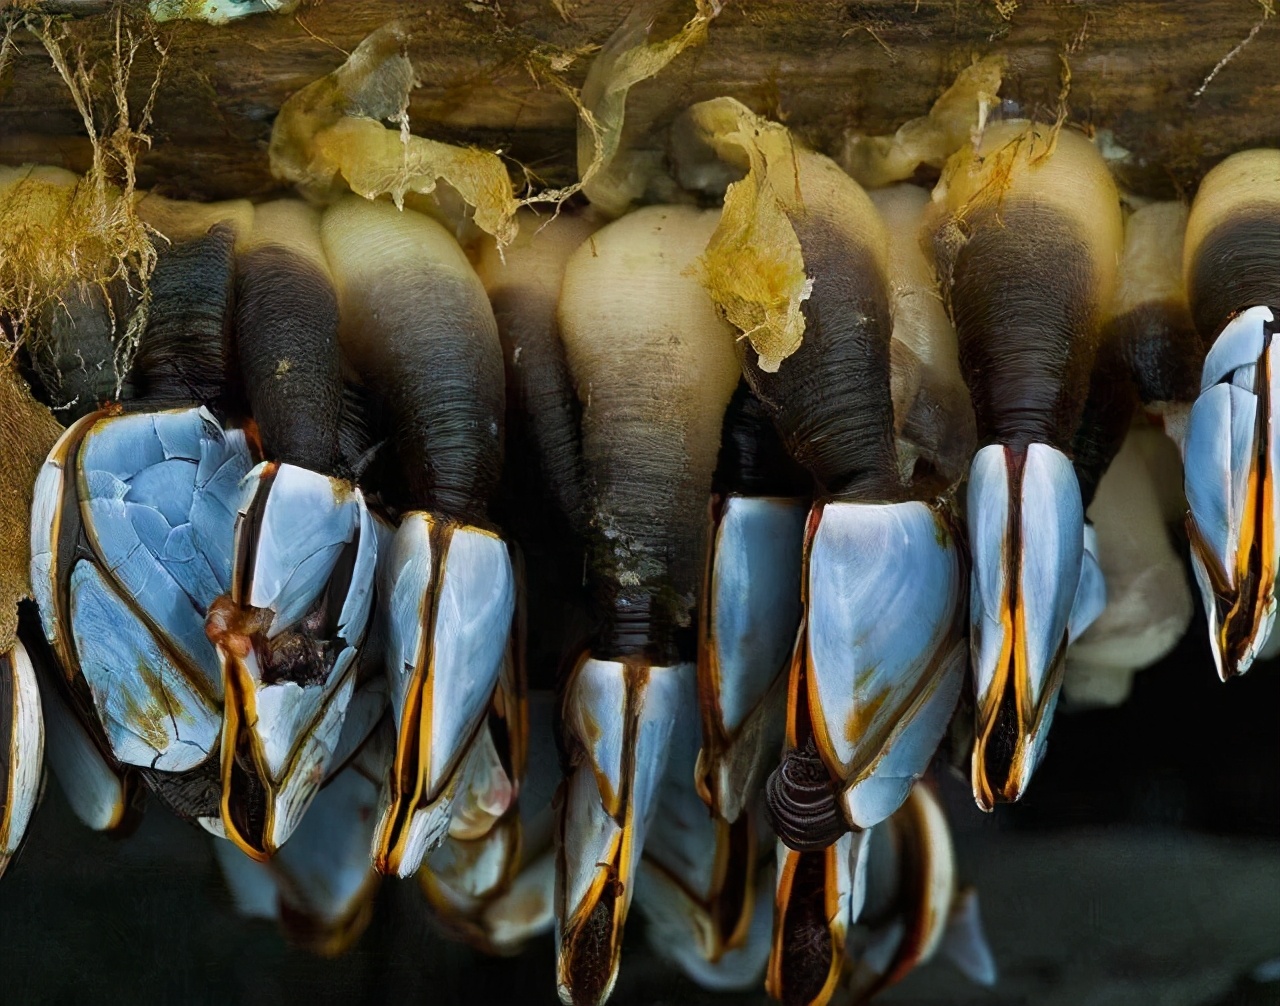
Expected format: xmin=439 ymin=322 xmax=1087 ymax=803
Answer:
xmin=1069 ymin=200 xmax=1200 ymax=517
xmin=1066 ymin=424 xmax=1194 ymax=707
xmin=319 ymin=196 xmax=517 ymax=880
xmin=930 ymin=121 xmax=1123 ymax=810
xmin=208 ymin=201 xmax=377 ymax=859
xmin=475 ymin=207 xmax=602 ymax=694
xmin=1181 ymin=150 xmax=1280 ymax=679
xmin=1061 ymin=201 xmax=1202 ymax=703
xmin=1103 ymin=201 xmax=1204 ymax=428
xmin=1069 ymin=201 xmax=1199 ymax=619
xmin=136 ymin=192 xmax=257 ymax=245
xmin=868 ymin=183 xmax=977 ymax=491
xmin=552 ymin=205 xmax=740 ymax=1006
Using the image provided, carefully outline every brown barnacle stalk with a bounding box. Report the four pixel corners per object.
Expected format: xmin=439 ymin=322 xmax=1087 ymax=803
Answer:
xmin=1056 ymin=200 xmax=1200 ymax=705
xmin=1180 ymin=149 xmax=1280 ymax=679
xmin=929 ymin=120 xmax=1124 ymax=809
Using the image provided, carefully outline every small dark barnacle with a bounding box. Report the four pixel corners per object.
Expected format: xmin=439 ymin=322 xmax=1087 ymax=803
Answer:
xmin=766 ymin=737 xmax=847 ymax=852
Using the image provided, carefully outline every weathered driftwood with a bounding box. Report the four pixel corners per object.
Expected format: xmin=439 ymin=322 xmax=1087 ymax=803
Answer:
xmin=0 ymin=1 xmax=1277 ymax=202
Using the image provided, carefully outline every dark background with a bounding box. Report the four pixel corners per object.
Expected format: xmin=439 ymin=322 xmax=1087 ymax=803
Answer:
xmin=0 ymin=623 xmax=1275 ymax=1006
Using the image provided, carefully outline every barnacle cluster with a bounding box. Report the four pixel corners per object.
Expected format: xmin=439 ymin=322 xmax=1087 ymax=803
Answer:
xmin=0 ymin=5 xmax=1276 ymax=1006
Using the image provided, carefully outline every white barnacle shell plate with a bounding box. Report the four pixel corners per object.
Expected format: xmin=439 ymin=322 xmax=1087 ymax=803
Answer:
xmin=709 ymin=496 xmax=806 ymax=733
xmin=270 ymin=726 xmax=390 ymax=922
xmin=481 ymin=851 xmax=557 ymax=951
xmin=641 ymin=669 xmax=719 ymax=900
xmin=967 ymin=442 xmax=1083 ymax=794
xmin=371 ymin=513 xmax=515 ymax=879
xmin=638 ymin=861 xmax=774 ymax=993
xmin=702 ymin=495 xmax=805 ymax=821
xmin=635 ymin=668 xmax=772 ymax=990
xmin=844 ymin=784 xmax=959 ymax=999
xmin=420 ymin=690 xmax=562 ymax=949
xmin=771 ymin=827 xmax=867 ymax=992
xmin=1007 ymin=445 xmax=1083 ymax=706
xmin=0 ymin=641 xmax=44 ymax=875
xmin=428 ymin=816 xmax=521 ymax=904
xmin=374 ymin=717 xmax=507 ymax=880
xmin=35 ymin=407 xmax=251 ymax=772
xmin=556 ymin=659 xmax=690 ymax=1004
xmin=1067 ymin=523 xmax=1107 ymax=645
xmin=1184 ymin=306 xmax=1280 ymax=677
xmin=806 ymin=500 xmax=966 ymax=828
xmin=228 ymin=461 xmax=377 ymax=840
xmin=240 ymin=462 xmax=375 ymax=646
xmin=1185 ymin=382 xmax=1255 ymax=589
xmin=382 ymin=514 xmax=515 ymax=799
xmin=38 ymin=670 xmax=130 ymax=833
xmin=324 ymin=674 xmax=388 ymax=782
xmin=216 ymin=725 xmax=391 ymax=936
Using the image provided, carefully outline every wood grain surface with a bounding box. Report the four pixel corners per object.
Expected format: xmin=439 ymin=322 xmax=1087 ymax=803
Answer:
xmin=0 ymin=2 xmax=1277 ymax=201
